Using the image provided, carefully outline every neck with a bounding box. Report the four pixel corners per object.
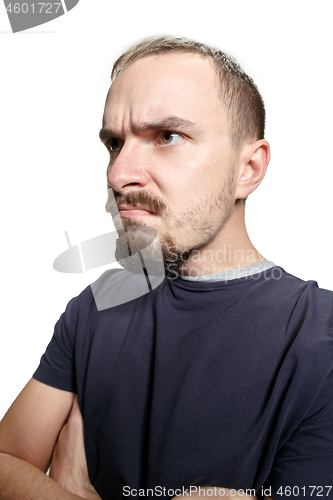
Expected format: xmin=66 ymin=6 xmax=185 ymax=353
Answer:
xmin=180 ymin=200 xmax=265 ymax=277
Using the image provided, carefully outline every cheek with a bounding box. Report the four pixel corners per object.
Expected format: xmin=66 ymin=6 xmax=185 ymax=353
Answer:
xmin=150 ymin=149 xmax=200 ymax=195
xmin=179 ymin=156 xmax=232 ymax=196
xmin=162 ymin=161 xmax=207 ymax=203
xmin=152 ymin=142 xmax=233 ymax=202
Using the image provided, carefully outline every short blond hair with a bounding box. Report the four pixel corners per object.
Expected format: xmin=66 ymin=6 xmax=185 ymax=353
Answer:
xmin=111 ymin=36 xmax=265 ymax=148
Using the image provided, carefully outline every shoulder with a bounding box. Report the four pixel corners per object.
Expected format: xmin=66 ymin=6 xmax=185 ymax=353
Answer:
xmin=257 ymin=267 xmax=333 ymax=317
xmin=90 ymin=268 xmax=164 ymax=311
xmin=276 ymin=270 xmax=333 ymax=334
xmin=64 ymin=268 xmax=152 ymax=312
xmin=55 ymin=267 xmax=166 ymax=336
xmin=272 ymin=270 xmax=333 ymax=381
xmin=248 ymin=268 xmax=333 ymax=372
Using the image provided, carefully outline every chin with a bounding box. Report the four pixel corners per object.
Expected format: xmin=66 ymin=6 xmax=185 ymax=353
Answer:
xmin=115 ymin=225 xmax=165 ymax=277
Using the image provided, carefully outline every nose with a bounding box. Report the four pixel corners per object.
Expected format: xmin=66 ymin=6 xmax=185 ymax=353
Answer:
xmin=107 ymin=141 xmax=149 ymax=193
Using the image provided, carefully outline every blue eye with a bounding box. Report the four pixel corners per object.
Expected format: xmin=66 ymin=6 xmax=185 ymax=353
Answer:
xmin=109 ymin=138 xmax=124 ymax=151
xmin=161 ymin=131 xmax=181 ymax=145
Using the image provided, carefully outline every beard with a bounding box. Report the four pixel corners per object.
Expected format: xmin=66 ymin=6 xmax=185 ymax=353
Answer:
xmin=105 ymin=174 xmax=234 ymax=278
xmin=113 ymin=221 xmax=192 ymax=279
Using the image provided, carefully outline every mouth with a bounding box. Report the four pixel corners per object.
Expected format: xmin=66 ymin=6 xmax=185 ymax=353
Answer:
xmin=117 ymin=204 xmax=156 ymax=217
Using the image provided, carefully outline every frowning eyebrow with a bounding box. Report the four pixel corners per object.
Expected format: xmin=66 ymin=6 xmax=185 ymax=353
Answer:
xmin=99 ymin=116 xmax=201 ymax=143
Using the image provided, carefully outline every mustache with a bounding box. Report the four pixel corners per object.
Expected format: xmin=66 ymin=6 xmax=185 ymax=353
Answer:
xmin=105 ymin=189 xmax=167 ymax=216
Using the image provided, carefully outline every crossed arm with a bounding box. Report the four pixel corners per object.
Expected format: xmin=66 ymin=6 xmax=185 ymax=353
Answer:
xmin=0 ymin=379 xmax=270 ymax=499
xmin=0 ymin=379 xmax=99 ymax=500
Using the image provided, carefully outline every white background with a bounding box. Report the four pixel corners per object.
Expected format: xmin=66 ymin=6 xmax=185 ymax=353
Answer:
xmin=0 ymin=0 xmax=332 ymax=419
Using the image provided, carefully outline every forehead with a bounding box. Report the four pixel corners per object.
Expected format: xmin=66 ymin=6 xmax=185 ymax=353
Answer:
xmin=103 ymin=53 xmax=225 ymax=131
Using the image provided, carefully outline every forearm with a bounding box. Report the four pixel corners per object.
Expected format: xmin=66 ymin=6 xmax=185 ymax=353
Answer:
xmin=0 ymin=452 xmax=94 ymax=500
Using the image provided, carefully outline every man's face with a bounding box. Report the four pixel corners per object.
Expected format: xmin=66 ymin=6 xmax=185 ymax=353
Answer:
xmin=102 ymin=53 xmax=240 ymax=276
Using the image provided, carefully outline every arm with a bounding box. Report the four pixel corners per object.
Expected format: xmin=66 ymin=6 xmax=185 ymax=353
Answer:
xmin=48 ymin=401 xmax=273 ymax=500
xmin=0 ymin=378 xmax=98 ymax=499
xmin=0 ymin=454 xmax=95 ymax=500
xmin=49 ymin=395 xmax=100 ymax=499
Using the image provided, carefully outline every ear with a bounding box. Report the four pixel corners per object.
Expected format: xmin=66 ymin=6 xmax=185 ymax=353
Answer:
xmin=235 ymin=139 xmax=270 ymax=200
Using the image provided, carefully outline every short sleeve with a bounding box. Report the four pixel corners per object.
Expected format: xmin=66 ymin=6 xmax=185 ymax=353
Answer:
xmin=265 ymin=369 xmax=333 ymax=499
xmin=33 ymin=293 xmax=82 ymax=393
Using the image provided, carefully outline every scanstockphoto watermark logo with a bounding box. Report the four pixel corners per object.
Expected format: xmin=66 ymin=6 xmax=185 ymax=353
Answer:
xmin=123 ymin=486 xmax=264 ymax=497
xmin=3 ymin=0 xmax=79 ymax=33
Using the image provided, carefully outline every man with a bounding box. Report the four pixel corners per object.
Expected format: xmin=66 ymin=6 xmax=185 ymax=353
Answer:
xmin=0 ymin=36 xmax=332 ymax=499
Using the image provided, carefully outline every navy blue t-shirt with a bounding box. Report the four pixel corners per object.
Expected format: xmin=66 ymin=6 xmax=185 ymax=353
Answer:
xmin=33 ymin=267 xmax=333 ymax=499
